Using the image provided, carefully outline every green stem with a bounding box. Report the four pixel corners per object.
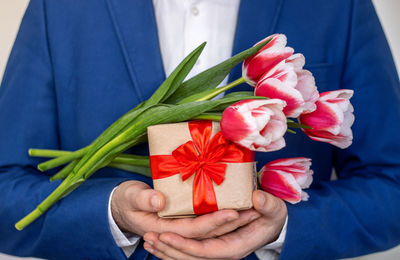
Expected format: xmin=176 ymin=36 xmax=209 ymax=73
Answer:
xmin=29 ymin=149 xmax=72 ymax=158
xmin=287 ymin=121 xmax=312 ymax=129
xmin=15 ymin=174 xmax=75 ymax=230
xmin=50 ymin=160 xmax=79 ymax=181
xmin=177 ymin=77 xmax=246 ymax=104
xmin=37 ymin=147 xmax=88 ymax=172
xmin=30 ymin=149 xmax=150 ymax=168
xmin=192 ymin=113 xmax=223 ymax=121
xmin=72 ymin=130 xmax=135 ymax=179
xmin=112 ymin=154 xmax=150 ymax=167
xmin=286 ymin=129 xmax=297 ymax=134
xmin=195 ymin=77 xmax=246 ymax=102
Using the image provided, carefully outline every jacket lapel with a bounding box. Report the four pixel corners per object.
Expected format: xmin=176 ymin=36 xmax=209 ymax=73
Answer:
xmin=229 ymin=0 xmax=284 ymax=85
xmin=106 ymin=0 xmax=165 ymax=102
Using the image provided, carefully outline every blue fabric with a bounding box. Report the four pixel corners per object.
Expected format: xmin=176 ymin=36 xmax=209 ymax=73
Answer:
xmin=0 ymin=0 xmax=399 ymax=259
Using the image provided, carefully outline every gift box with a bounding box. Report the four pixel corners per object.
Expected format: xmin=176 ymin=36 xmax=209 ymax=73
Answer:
xmin=147 ymin=120 xmax=256 ymax=217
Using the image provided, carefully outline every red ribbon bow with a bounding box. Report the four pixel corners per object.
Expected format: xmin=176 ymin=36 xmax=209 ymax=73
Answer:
xmin=150 ymin=121 xmax=254 ymax=215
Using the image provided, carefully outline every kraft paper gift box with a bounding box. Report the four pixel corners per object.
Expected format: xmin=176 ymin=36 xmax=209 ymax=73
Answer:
xmin=147 ymin=120 xmax=256 ymax=218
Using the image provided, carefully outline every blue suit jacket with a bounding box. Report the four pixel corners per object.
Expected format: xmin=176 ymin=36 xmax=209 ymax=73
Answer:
xmin=1 ymin=0 xmax=399 ymax=259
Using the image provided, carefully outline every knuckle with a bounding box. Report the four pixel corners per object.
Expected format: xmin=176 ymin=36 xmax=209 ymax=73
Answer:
xmin=207 ymin=230 xmax=220 ymax=238
xmin=265 ymin=196 xmax=279 ymax=212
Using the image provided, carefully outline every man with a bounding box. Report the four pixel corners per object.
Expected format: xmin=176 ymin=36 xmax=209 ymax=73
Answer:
xmin=0 ymin=0 xmax=399 ymax=259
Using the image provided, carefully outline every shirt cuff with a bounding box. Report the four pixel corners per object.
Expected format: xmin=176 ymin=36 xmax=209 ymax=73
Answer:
xmin=254 ymin=216 xmax=288 ymax=260
xmin=108 ymin=187 xmax=141 ymax=257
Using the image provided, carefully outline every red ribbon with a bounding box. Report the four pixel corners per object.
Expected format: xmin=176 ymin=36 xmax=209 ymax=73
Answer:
xmin=150 ymin=121 xmax=254 ymax=215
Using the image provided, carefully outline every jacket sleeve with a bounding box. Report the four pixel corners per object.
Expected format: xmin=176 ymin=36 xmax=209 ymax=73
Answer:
xmin=280 ymin=1 xmax=400 ymax=259
xmin=0 ymin=0 xmax=129 ymax=258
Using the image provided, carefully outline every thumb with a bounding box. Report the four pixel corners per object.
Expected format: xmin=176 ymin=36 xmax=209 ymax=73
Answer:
xmin=252 ymin=190 xmax=285 ymax=217
xmin=121 ymin=181 xmax=166 ymax=212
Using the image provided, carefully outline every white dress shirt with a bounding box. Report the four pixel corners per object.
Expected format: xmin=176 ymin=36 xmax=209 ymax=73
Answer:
xmin=108 ymin=0 xmax=287 ymax=258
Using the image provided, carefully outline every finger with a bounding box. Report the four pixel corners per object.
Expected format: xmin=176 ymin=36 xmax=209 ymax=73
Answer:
xmin=147 ymin=209 xmax=239 ymax=238
xmin=144 ymin=232 xmax=203 ymax=260
xmin=125 ymin=209 xmax=239 ymax=239
xmin=126 ymin=181 xmax=166 ymax=212
xmin=144 ymin=241 xmax=172 ymax=260
xmin=159 ymin=232 xmax=231 ymax=259
xmin=159 ymin=219 xmax=267 ymax=260
xmin=169 ymin=209 xmax=240 ymax=238
xmin=252 ymin=190 xmax=286 ymax=217
xmin=204 ymin=209 xmax=261 ymax=238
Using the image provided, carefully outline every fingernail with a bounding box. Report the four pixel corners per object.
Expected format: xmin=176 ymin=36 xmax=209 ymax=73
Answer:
xmin=257 ymin=194 xmax=266 ymax=207
xmin=250 ymin=214 xmax=259 ymax=221
xmin=144 ymin=245 xmax=154 ymax=253
xmin=146 ymin=240 xmax=154 ymax=246
xmin=151 ymin=195 xmax=161 ymax=210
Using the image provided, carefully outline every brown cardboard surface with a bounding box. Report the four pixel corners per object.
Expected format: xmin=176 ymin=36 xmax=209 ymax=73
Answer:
xmin=148 ymin=122 xmax=255 ymax=217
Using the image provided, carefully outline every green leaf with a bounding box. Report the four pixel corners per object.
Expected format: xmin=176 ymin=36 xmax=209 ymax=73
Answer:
xmin=166 ymin=38 xmax=272 ymax=103
xmin=287 ymin=121 xmax=313 ymax=129
xmin=144 ymin=42 xmax=206 ymax=106
xmin=209 ymin=95 xmax=269 ymax=112
xmin=37 ymin=104 xmax=151 ymax=172
xmin=223 ymin=91 xmax=255 ymax=98
xmin=191 ymin=113 xmax=223 ymax=121
xmin=72 ymin=105 xmax=155 ymax=173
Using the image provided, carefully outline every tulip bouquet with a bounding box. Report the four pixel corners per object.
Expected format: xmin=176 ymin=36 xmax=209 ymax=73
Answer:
xmin=16 ymin=34 xmax=354 ymax=230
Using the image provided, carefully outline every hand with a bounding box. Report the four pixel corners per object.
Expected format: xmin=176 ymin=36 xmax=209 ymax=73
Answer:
xmin=111 ymin=181 xmax=261 ymax=239
xmin=142 ymin=190 xmax=287 ymax=259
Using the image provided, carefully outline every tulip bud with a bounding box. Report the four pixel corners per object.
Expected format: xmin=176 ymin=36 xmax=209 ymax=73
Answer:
xmin=299 ymin=89 xmax=354 ymax=149
xmin=259 ymin=157 xmax=313 ymax=204
xmin=242 ymin=34 xmax=294 ymax=86
xmin=220 ymin=99 xmax=287 ymax=152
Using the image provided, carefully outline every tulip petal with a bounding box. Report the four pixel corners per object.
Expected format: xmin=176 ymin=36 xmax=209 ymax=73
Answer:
xmin=286 ymin=53 xmax=305 ymax=72
xmin=259 ymin=157 xmax=313 ymax=203
xmin=256 ymin=77 xmax=305 ymax=118
xmin=266 ymin=158 xmax=313 ymax=188
xmin=243 ymin=34 xmax=294 ymax=86
xmin=319 ymin=89 xmax=354 ymax=101
xmin=295 ymin=70 xmax=319 ymax=114
xmin=303 ymin=129 xmax=353 ymax=149
xmin=221 ymin=99 xmax=287 ymax=152
xmin=259 ymin=169 xmax=302 ymax=204
xmin=300 ymin=101 xmax=343 ymax=135
xmin=220 ymin=104 xmax=254 ymax=142
xmin=261 ymin=137 xmax=286 ymax=152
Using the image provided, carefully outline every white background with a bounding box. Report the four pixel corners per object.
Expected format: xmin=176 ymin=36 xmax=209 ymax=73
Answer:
xmin=0 ymin=0 xmax=399 ymax=259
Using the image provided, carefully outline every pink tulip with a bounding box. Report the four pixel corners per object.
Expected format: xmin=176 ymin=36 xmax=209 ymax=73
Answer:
xmin=259 ymin=157 xmax=313 ymax=204
xmin=286 ymin=54 xmax=319 ymax=114
xmin=254 ymin=54 xmax=319 ymax=118
xmin=299 ymin=90 xmax=355 ymax=149
xmin=243 ymin=34 xmax=294 ymax=86
xmin=220 ymin=99 xmax=287 ymax=152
